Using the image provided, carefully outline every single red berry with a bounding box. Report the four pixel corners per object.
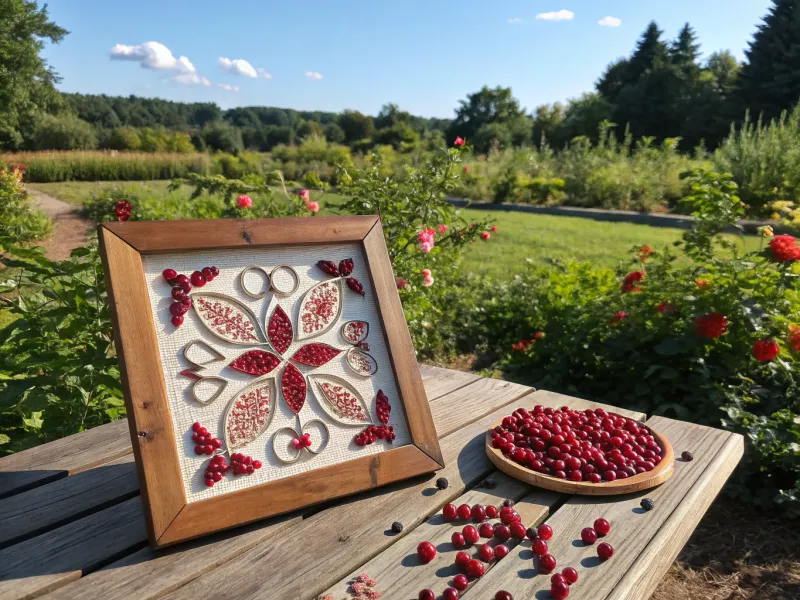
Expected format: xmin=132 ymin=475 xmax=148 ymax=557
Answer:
xmin=457 ymin=504 xmax=472 ymax=520
xmin=171 ymin=286 xmax=187 ymax=301
xmin=494 ymin=524 xmax=511 ymax=542
xmin=417 ymin=541 xmax=436 ymax=564
xmin=418 ymin=591 xmax=435 ymax=600
xmin=479 ymin=523 xmax=494 ymax=538
xmin=539 ymin=553 xmax=557 ymax=573
xmin=495 ymin=592 xmax=513 ymax=600
xmin=177 ymin=280 xmax=192 ymax=293
xmin=486 ymin=505 xmax=498 ymax=519
xmin=162 ymin=268 xmax=178 ymax=282
xmin=597 ymin=542 xmax=614 ymax=560
xmin=471 ymin=504 xmax=487 ymax=522
xmin=551 ymin=580 xmax=570 ymax=599
xmin=466 ymin=559 xmax=485 ymax=578
xmin=532 ymin=538 xmax=548 ymax=556
xmin=191 ymin=422 xmax=201 ymax=432
xmin=443 ymin=589 xmax=459 ymax=600
xmin=252 ymin=460 xmax=262 ymax=469
xmin=581 ymin=527 xmax=598 ymax=545
xmin=551 ymin=573 xmax=567 ymax=585
xmin=455 ymin=551 xmax=471 ymax=571
xmin=562 ymin=567 xmax=578 ymax=584
xmin=494 ymin=544 xmax=510 ymax=559
xmin=477 ymin=544 xmax=494 ymax=562
xmin=204 ymin=478 xmax=214 ymax=487
xmin=452 ymin=574 xmax=469 ymax=591
xmin=462 ymin=525 xmax=479 ymax=545
xmin=594 ymin=518 xmax=611 ymax=536
xmin=194 ymin=445 xmax=204 ymax=455
xmin=190 ymin=271 xmax=207 ymax=287
xmin=681 ymin=450 xmax=694 ymax=461
xmin=537 ymin=523 xmax=553 ymax=540
xmin=443 ymin=503 xmax=458 ymax=521
xmin=169 ymin=302 xmax=188 ymax=317
xmin=451 ymin=532 xmax=466 ymax=549
xmin=510 ymin=521 xmax=527 ymax=539
xmin=201 ymin=267 xmax=213 ymax=280
xmin=500 ymin=510 xmax=520 ymax=525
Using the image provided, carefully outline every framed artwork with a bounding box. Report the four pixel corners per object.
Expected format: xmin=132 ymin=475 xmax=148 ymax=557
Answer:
xmin=99 ymin=216 xmax=443 ymax=548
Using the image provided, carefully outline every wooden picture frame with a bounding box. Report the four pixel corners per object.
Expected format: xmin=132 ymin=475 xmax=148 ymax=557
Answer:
xmin=99 ymin=216 xmax=443 ymax=549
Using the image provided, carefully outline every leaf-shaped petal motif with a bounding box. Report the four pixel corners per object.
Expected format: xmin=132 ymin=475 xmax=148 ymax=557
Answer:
xmin=291 ymin=343 xmax=341 ymax=367
xmin=345 ymin=349 xmax=378 ymax=376
xmin=310 ymin=375 xmax=371 ymax=426
xmin=297 ymin=279 xmax=342 ymax=340
xmin=281 ymin=362 xmax=307 ymax=414
xmin=224 ymin=379 xmax=274 ymax=449
xmin=267 ymin=305 xmax=293 ymax=355
xmin=341 ymin=320 xmax=369 ymax=345
xmin=229 ymin=350 xmax=281 ymax=376
xmin=192 ymin=294 xmax=265 ymax=345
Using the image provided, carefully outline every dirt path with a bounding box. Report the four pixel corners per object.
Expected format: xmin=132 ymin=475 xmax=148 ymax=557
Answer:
xmin=28 ymin=189 xmax=92 ymax=260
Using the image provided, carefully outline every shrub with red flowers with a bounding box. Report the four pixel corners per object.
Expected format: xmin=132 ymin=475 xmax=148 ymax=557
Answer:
xmin=456 ymin=168 xmax=800 ymax=515
xmin=768 ymin=234 xmax=800 ymax=262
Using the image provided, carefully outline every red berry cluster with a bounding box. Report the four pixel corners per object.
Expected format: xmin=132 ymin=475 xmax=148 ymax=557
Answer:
xmin=191 ymin=422 xmax=222 ymax=455
xmin=203 ymin=455 xmax=228 ymax=487
xmin=229 ymin=452 xmax=262 ymax=475
xmin=292 ymin=432 xmax=313 ymax=450
xmin=113 ymin=200 xmax=132 ymax=222
xmin=162 ymin=266 xmax=218 ymax=327
xmin=353 ymin=390 xmax=395 ymax=446
xmin=490 ymin=405 xmax=664 ymax=482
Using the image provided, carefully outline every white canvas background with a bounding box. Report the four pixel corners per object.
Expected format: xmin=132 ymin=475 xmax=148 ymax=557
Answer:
xmin=142 ymin=243 xmax=410 ymax=502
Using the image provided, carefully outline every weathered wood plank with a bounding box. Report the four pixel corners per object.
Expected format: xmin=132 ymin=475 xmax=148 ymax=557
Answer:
xmin=0 ymin=497 xmax=147 ymax=600
xmin=321 ymin=475 xmax=559 ymax=600
xmin=0 ymin=419 xmax=131 ymax=499
xmin=418 ymin=364 xmax=482 ymax=401
xmin=159 ymin=385 xmax=645 ymax=600
xmin=40 ymin=514 xmax=300 ymax=600
xmin=0 ymin=454 xmax=137 ymax=548
xmin=465 ymin=417 xmax=741 ymax=600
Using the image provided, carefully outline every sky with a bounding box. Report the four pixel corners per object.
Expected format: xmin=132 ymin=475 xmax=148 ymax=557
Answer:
xmin=40 ymin=0 xmax=773 ymax=119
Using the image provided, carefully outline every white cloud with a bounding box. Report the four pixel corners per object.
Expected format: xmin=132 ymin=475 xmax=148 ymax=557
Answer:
xmin=173 ymin=73 xmax=211 ymax=86
xmin=597 ymin=16 xmax=622 ymax=27
xmin=508 ymin=18 xmax=521 ymax=24
xmin=304 ymin=71 xmax=324 ymax=80
xmin=217 ymin=83 xmax=240 ymax=92
xmin=110 ymin=41 xmax=195 ymax=73
xmin=535 ymin=10 xmax=574 ymax=21
xmin=217 ymin=57 xmax=271 ymax=79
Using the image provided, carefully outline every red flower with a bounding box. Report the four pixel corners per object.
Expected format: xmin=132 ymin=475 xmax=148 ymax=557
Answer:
xmin=511 ymin=340 xmax=531 ymax=351
xmin=463 ymin=165 xmax=470 ymax=173
xmin=695 ymin=312 xmax=727 ymax=339
xmin=788 ymin=326 xmax=800 ymax=351
xmin=751 ymin=339 xmax=779 ymax=363
xmin=656 ymin=301 xmax=676 ymax=315
xmin=695 ymin=279 xmax=710 ymax=288
xmin=395 ymin=277 xmax=407 ymax=290
xmin=769 ymin=234 xmax=800 ymax=262
xmin=491 ymin=225 xmax=497 ymax=233
xmin=453 ymin=137 xmax=464 ymax=147
xmin=621 ymin=271 xmax=644 ymax=293
xmin=639 ymin=245 xmax=654 ymax=262
xmin=532 ymin=331 xmax=544 ymax=340
xmin=480 ymin=232 xmax=490 ymax=240
xmin=609 ymin=311 xmax=628 ymax=326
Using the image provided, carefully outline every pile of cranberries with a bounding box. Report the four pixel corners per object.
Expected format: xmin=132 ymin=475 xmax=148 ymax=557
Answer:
xmin=490 ymin=405 xmax=664 ymax=482
xmin=354 ymin=391 xmax=395 ymax=446
xmin=229 ymin=453 xmax=262 ymax=475
xmin=161 ymin=266 xmax=219 ymax=327
xmin=190 ymin=422 xmax=222 ymax=455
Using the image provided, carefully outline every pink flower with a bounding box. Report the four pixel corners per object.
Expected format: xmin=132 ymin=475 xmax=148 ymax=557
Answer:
xmin=417 ymin=229 xmax=435 ymax=244
xmin=395 ymin=277 xmax=407 ymax=289
xmin=419 ymin=241 xmax=433 ymax=253
xmin=307 ymin=201 xmax=320 ymax=213
xmin=297 ymin=189 xmax=310 ymax=203
xmin=437 ymin=224 xmax=448 ymax=234
xmin=491 ymin=225 xmax=497 ymax=233
xmin=453 ymin=137 xmax=464 ymax=147
xmin=236 ymin=194 xmax=252 ymax=209
xmin=480 ymin=232 xmax=490 ymax=240
xmin=422 ymin=275 xmax=434 ymax=287
xmin=420 ymin=268 xmax=431 ymax=277
xmin=463 ymin=165 xmax=470 ymax=173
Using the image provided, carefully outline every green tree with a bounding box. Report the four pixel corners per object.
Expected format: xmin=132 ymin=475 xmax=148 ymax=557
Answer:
xmin=295 ymin=119 xmax=324 ymax=140
xmin=449 ymin=86 xmax=530 ymax=152
xmin=670 ymin=23 xmax=702 ymax=76
xmin=0 ymin=0 xmax=68 ymax=149
xmin=338 ymin=110 xmax=374 ymax=144
xmin=102 ymin=127 xmax=142 ymax=151
xmin=30 ymin=113 xmax=97 ymax=150
xmin=560 ymin=93 xmax=614 ymax=143
xmin=202 ymin=122 xmax=243 ymax=153
xmin=625 ymin=21 xmax=669 ymax=84
xmin=531 ymin=103 xmax=565 ymax=148
xmin=737 ymin=0 xmax=800 ymax=123
xmin=323 ymin=122 xmax=345 ymax=144
xmin=596 ymin=58 xmax=631 ymax=103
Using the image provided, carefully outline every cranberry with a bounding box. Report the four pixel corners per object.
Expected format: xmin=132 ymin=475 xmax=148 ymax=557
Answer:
xmin=419 ymin=591 xmax=435 ymax=600
xmin=494 ymin=544 xmax=510 ymax=559
xmin=486 ymin=505 xmax=498 ymax=519
xmin=538 ymin=523 xmax=553 ymax=540
xmin=466 ymin=559 xmax=485 ymax=578
xmin=681 ymin=450 xmax=694 ymax=461
xmin=452 ymin=574 xmax=469 ymax=591
xmin=471 ymin=505 xmax=487 ymax=522
xmin=539 ymin=553 xmax=557 ymax=573
xmin=580 ymin=528 xmax=597 ymax=545
xmin=500 ymin=510 xmax=520 ymax=525
xmin=455 ymin=551 xmax=471 ymax=571
xmin=532 ymin=538 xmax=548 ymax=556
xmin=171 ymin=315 xmax=184 ymax=327
xmin=495 ymin=592 xmax=513 ymax=600
xmin=171 ymin=286 xmax=187 ymax=301
xmin=462 ymin=525 xmax=479 ymax=545
xmin=169 ymin=302 xmax=188 ymax=317
xmin=494 ymin=524 xmax=511 ymax=542
xmin=594 ymin=518 xmax=611 ymax=536
xmin=510 ymin=521 xmax=527 ymax=539
xmin=479 ymin=523 xmax=494 ymax=538
xmin=210 ymin=266 xmax=219 ymax=277
xmin=417 ymin=541 xmax=436 ymax=564
xmin=443 ymin=589 xmax=459 ymax=600
xmin=562 ymin=567 xmax=578 ymax=584
xmin=451 ymin=532 xmax=466 ymax=549
xmin=457 ymin=504 xmax=472 ymax=520
xmin=190 ymin=271 xmax=207 ymax=287
xmin=597 ymin=542 xmax=614 ymax=560
xmin=525 ymin=527 xmax=538 ymax=540
xmin=201 ymin=267 xmax=214 ymax=281
xmin=551 ymin=573 xmax=567 ymax=585
xmin=477 ymin=544 xmax=494 ymax=562
xmin=551 ymin=580 xmax=570 ymax=599
xmin=443 ymin=504 xmax=458 ymax=521
xmin=162 ymin=268 xmax=178 ymax=282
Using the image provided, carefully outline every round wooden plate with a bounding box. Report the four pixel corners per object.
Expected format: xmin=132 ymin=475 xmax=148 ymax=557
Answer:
xmin=485 ymin=414 xmax=674 ymax=495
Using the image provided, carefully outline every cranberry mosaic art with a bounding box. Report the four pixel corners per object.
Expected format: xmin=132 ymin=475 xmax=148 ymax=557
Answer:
xmin=142 ymin=245 xmax=410 ymax=501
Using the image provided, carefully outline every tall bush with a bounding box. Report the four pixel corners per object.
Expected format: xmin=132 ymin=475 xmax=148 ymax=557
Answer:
xmin=0 ymin=165 xmax=50 ymax=242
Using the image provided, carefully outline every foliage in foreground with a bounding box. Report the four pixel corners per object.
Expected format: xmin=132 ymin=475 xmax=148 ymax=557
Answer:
xmin=0 ymin=165 xmax=50 ymax=242
xmin=456 ymin=169 xmax=800 ymax=515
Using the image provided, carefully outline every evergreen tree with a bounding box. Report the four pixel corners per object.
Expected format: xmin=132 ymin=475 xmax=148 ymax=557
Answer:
xmin=737 ymin=0 xmax=800 ymax=122
xmin=625 ymin=21 xmax=669 ymax=83
xmin=670 ymin=23 xmax=702 ymax=75
xmin=596 ymin=58 xmax=630 ymax=103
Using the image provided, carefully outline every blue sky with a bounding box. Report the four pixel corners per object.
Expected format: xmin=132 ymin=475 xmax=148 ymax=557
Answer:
xmin=41 ymin=0 xmax=772 ymax=118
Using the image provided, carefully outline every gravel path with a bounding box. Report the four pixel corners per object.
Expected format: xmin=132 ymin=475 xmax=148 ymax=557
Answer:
xmin=27 ymin=189 xmax=91 ymax=260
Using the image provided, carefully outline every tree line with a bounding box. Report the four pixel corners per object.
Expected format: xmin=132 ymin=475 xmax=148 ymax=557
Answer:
xmin=2 ymin=0 xmax=800 ymax=155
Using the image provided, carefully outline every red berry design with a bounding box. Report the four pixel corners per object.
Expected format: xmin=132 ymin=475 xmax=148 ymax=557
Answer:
xmin=597 ymin=542 xmax=614 ymax=560
xmin=477 ymin=544 xmax=494 ymax=562
xmin=539 ymin=553 xmax=557 ymax=573
xmin=494 ymin=544 xmax=510 ymax=560
xmin=581 ymin=527 xmax=598 ymax=545
xmin=455 ymin=551 xmax=471 ymax=571
xmin=551 ymin=580 xmax=570 ymax=599
xmin=532 ymin=538 xmax=548 ymax=556
xmin=466 ymin=559 xmax=485 ymax=578
xmin=562 ymin=567 xmax=578 ymax=584
xmin=190 ymin=423 xmax=223 ymax=456
xmin=229 ymin=452 xmax=261 ymax=476
xmin=452 ymin=574 xmax=469 ymax=591
xmin=443 ymin=504 xmax=458 ymax=522
xmin=202 ymin=455 xmax=229 ymax=487
xmin=457 ymin=504 xmax=472 ymax=520
xmin=594 ymin=518 xmax=611 ymax=536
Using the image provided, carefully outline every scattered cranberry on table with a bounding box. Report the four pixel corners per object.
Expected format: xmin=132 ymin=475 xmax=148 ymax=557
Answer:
xmin=494 ymin=524 xmax=511 ymax=542
xmin=452 ymin=574 xmax=469 ymax=591
xmin=477 ymin=543 xmax=495 ymax=562
xmin=597 ymin=542 xmax=614 ymax=560
xmin=443 ymin=588 xmax=459 ymax=600
xmin=551 ymin=580 xmax=570 ymax=599
xmin=451 ymin=532 xmax=466 ymax=549
xmin=466 ymin=558 xmax=485 ymax=578
xmin=510 ymin=521 xmax=527 ymax=539
xmin=494 ymin=544 xmax=510 ymax=559
xmin=562 ymin=567 xmax=579 ymax=584
xmin=442 ymin=504 xmax=457 ymax=522
xmin=681 ymin=450 xmax=694 ymax=462
xmin=580 ymin=527 xmax=598 ymax=545
xmin=455 ymin=551 xmax=471 ymax=571
xmin=457 ymin=504 xmax=472 ymax=520
xmin=417 ymin=541 xmax=437 ymax=564
xmin=551 ymin=573 xmax=567 ymax=585
xmin=471 ymin=504 xmax=487 ymax=522
xmin=462 ymin=525 xmax=480 ymax=545
xmin=495 ymin=592 xmax=513 ymax=600
xmin=539 ymin=553 xmax=557 ymax=573
xmin=418 ymin=590 xmax=435 ymax=600
xmin=538 ymin=523 xmax=554 ymax=540
xmin=594 ymin=518 xmax=611 ymax=536
xmin=479 ymin=523 xmax=494 ymax=538
xmin=486 ymin=505 xmax=498 ymax=519
xmin=503 ymin=499 xmax=515 ymax=507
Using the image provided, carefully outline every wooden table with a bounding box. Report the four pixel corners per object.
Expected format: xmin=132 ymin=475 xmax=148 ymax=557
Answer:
xmin=0 ymin=366 xmax=743 ymax=600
